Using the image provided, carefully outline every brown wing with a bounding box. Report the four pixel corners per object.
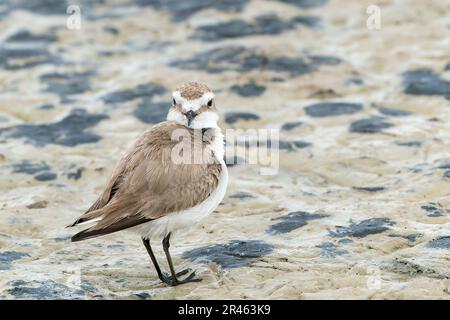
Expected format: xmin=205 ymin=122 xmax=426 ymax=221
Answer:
xmin=68 ymin=132 xmax=145 ymax=227
xmin=71 ymin=122 xmax=222 ymax=242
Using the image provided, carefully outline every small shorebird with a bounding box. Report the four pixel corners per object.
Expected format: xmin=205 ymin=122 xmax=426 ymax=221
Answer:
xmin=69 ymin=82 xmax=228 ymax=286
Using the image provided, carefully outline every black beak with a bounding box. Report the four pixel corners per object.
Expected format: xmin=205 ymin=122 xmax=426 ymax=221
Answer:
xmin=185 ymin=110 xmax=197 ymax=126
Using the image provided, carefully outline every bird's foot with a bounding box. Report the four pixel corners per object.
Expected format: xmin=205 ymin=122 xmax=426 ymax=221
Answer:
xmin=159 ymin=269 xmax=202 ymax=286
xmin=174 ymin=268 xmax=190 ymax=277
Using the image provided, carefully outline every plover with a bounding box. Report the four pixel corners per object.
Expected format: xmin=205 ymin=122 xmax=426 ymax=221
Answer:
xmin=69 ymin=82 xmax=228 ymax=286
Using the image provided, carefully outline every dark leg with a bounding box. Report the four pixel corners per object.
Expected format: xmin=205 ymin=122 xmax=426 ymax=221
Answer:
xmin=142 ymin=237 xmax=193 ymax=286
xmin=142 ymin=238 xmax=165 ymax=282
xmin=162 ymin=232 xmax=201 ymax=286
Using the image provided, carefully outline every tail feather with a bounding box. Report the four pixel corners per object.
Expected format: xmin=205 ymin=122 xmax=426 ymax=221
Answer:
xmin=67 ymin=207 xmax=106 ymax=228
xmin=71 ymin=215 xmax=152 ymax=242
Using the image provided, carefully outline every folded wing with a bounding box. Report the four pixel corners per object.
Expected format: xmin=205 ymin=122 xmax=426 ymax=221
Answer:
xmin=70 ymin=122 xmax=222 ymax=242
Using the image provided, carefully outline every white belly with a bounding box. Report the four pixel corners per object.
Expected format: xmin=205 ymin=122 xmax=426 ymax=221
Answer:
xmin=139 ymin=163 xmax=228 ymax=240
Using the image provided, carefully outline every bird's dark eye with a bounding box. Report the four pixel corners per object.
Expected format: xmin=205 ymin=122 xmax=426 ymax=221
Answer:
xmin=172 ymin=98 xmax=176 ymax=105
xmin=207 ymin=99 xmax=213 ymax=107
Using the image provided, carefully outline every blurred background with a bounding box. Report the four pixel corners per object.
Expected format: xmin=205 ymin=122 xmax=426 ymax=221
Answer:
xmin=0 ymin=0 xmax=449 ymax=299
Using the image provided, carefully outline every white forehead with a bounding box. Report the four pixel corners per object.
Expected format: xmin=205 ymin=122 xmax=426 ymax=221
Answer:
xmin=172 ymin=90 xmax=215 ymax=112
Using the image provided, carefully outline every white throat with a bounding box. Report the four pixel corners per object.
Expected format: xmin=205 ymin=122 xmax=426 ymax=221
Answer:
xmin=166 ymin=109 xmax=219 ymax=129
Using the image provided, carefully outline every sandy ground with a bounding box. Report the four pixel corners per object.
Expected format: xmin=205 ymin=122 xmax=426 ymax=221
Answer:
xmin=0 ymin=0 xmax=449 ymax=299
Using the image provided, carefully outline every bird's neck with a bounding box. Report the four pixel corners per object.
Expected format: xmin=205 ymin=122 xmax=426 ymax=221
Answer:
xmin=202 ymin=127 xmax=225 ymax=163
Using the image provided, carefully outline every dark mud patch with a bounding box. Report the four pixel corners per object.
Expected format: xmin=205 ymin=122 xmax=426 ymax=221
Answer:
xmin=228 ymin=192 xmax=256 ymax=200
xmin=292 ymin=140 xmax=312 ymax=148
xmin=395 ymin=141 xmax=422 ymax=147
xmin=402 ymin=69 xmax=450 ymax=99
xmin=388 ymin=258 xmax=447 ymax=279
xmin=6 ymin=29 xmax=57 ymax=44
xmin=40 ymin=72 xmax=93 ymax=98
xmin=134 ymin=0 xmax=248 ymax=22
xmin=193 ymin=14 xmax=320 ymax=41
xmin=182 ymin=240 xmax=273 ymax=269
xmin=352 ymin=186 xmax=385 ymax=192
xmin=436 ymin=162 xmax=450 ymax=169
xmin=0 ymin=47 xmax=57 ymax=70
xmin=230 ymin=82 xmax=266 ymax=97
xmin=26 ymin=200 xmax=49 ymax=209
xmin=134 ymin=292 xmax=151 ymax=300
xmin=350 ymin=117 xmax=393 ymax=133
xmin=316 ymin=242 xmax=348 ymax=258
xmin=1 ymin=0 xmax=69 ymax=16
xmin=388 ymin=233 xmax=423 ymax=242
xmin=7 ymin=280 xmax=85 ymax=299
xmin=102 ymin=83 xmax=167 ymax=104
xmin=0 ymin=109 xmax=108 ymax=147
xmin=330 ymin=218 xmax=395 ymax=238
xmin=420 ymin=203 xmax=450 ymax=217
xmin=11 ymin=161 xmax=57 ymax=181
xmin=308 ymin=55 xmax=341 ymax=66
xmin=346 ymin=78 xmax=364 ymax=86
xmin=224 ymin=111 xmax=260 ymax=124
xmin=170 ymin=46 xmax=339 ymax=77
xmin=235 ymin=139 xmax=311 ymax=152
xmin=38 ymin=104 xmax=55 ymax=110
xmin=267 ymin=211 xmax=329 ymax=235
xmin=133 ymin=100 xmax=169 ymax=124
xmin=426 ymin=236 xmax=450 ymax=249
xmin=0 ymin=251 xmax=30 ymax=270
xmin=34 ymin=172 xmax=57 ymax=181
xmin=65 ymin=168 xmax=83 ymax=180
xmin=276 ymin=0 xmax=328 ymax=9
xmin=291 ymin=15 xmax=321 ymax=28
xmin=338 ymin=238 xmax=353 ymax=244
xmin=305 ymin=102 xmax=362 ymax=117
xmin=281 ymin=121 xmax=303 ymax=131
xmin=12 ymin=160 xmax=51 ymax=175
xmin=378 ymin=107 xmax=411 ymax=117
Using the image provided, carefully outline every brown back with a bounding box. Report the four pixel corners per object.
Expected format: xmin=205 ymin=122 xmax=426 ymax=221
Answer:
xmin=71 ymin=121 xmax=222 ymax=241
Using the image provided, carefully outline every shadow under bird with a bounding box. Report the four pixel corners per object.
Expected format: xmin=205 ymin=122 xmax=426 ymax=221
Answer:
xmin=68 ymin=82 xmax=228 ymax=286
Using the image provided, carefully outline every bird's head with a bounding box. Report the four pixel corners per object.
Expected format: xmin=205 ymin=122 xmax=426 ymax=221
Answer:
xmin=167 ymin=82 xmax=218 ymax=129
